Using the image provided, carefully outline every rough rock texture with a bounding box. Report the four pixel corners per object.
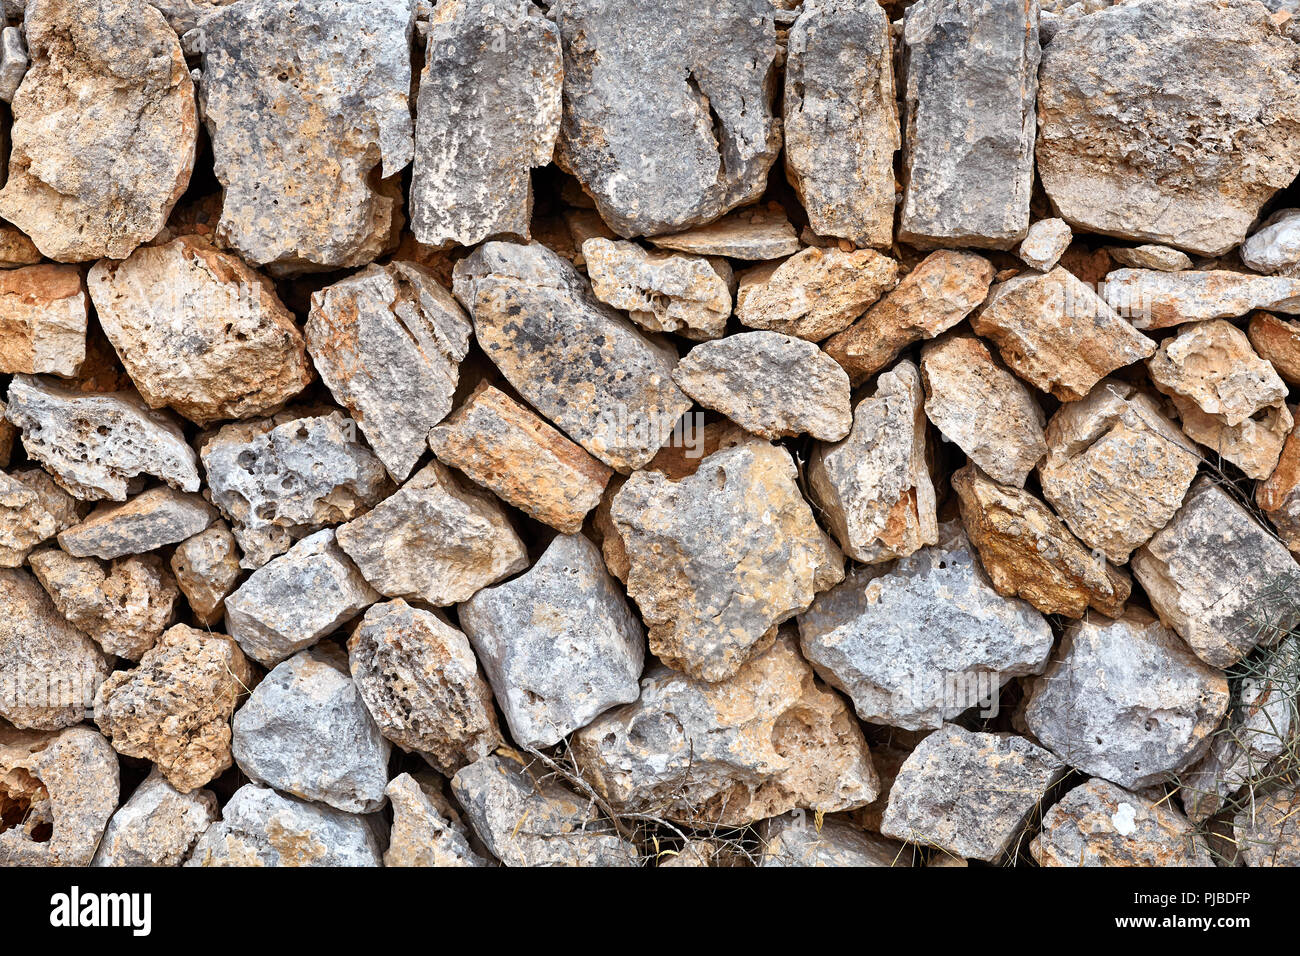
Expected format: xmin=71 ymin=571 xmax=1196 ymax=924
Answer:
xmin=1243 ymin=208 xmax=1300 ymax=274
xmin=798 ymin=522 xmax=1053 ymax=730
xmin=1031 ymin=779 xmax=1213 ymax=867
xmin=583 ymin=238 xmax=733 ymax=340
xmin=897 ymin=0 xmax=1039 ymax=249
xmin=453 ymin=241 xmax=692 ymax=471
xmin=169 ymin=521 xmax=241 ymax=627
xmin=920 ymin=332 xmax=1046 ymax=487
xmin=87 ymin=236 xmax=312 ymax=425
xmin=7 ymin=465 xmax=85 ymax=537
xmin=647 ymin=204 xmax=800 ymax=260
xmin=232 ymin=648 xmax=390 ymax=813
xmin=611 ymin=439 xmax=843 ymax=682
xmin=306 ymin=260 xmax=472 ymax=481
xmin=1037 ymin=0 xmax=1300 ymax=256
xmin=1249 ymin=312 xmax=1300 ymax=385
xmin=1261 ymin=421 xmax=1300 ymax=554
xmin=880 ymin=725 xmax=1066 ymax=862
xmin=460 ymin=533 xmax=643 ymax=749
xmin=1103 ymin=269 xmax=1300 ymax=330
xmin=1133 ymin=478 xmax=1300 ymax=669
xmin=0 ymin=468 xmax=56 ymax=565
xmin=0 ymin=227 xmax=41 ymax=270
xmin=760 ymin=813 xmax=908 ymax=867
xmin=572 ymin=634 xmax=878 ymax=825
xmin=0 ymin=264 xmax=87 ymax=376
xmin=384 ymin=772 xmax=490 ymax=867
xmin=1106 ymin=244 xmax=1193 ymax=273
xmin=783 ymin=0 xmax=897 ymax=248
xmin=552 ymin=0 xmax=780 ymax=237
xmin=807 ymin=360 xmax=937 ymax=563
xmin=190 ymin=0 xmax=414 ymax=274
xmin=0 ymin=0 xmax=197 ymax=261
xmin=336 ymin=461 xmax=527 ymax=608
xmin=92 ymin=769 xmax=218 ymax=867
xmin=429 ymin=384 xmax=612 ymax=534
xmin=5 ymin=375 xmax=200 ymax=501
xmin=1018 ymin=218 xmax=1072 ymax=272
xmin=1233 ymin=787 xmax=1300 ymax=867
xmin=348 ymin=600 xmax=502 ymax=775
xmin=58 ymin=486 xmax=215 ymax=560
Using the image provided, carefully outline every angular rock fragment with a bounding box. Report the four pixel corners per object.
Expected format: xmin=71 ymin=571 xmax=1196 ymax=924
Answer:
xmin=0 ymin=0 xmax=197 ymax=261
xmin=0 ymin=468 xmax=56 ymax=565
xmin=92 ymin=770 xmax=218 ymax=868
xmin=951 ymin=464 xmax=1131 ymax=618
xmin=1105 ymin=244 xmax=1193 ymax=273
xmin=760 ymin=813 xmax=908 ymax=867
xmin=1242 ymin=208 xmax=1300 ymax=275
xmin=880 ymin=725 xmax=1066 ymax=862
xmin=734 ymin=247 xmax=898 ymax=342
xmin=573 ymin=634 xmax=877 ymax=825
xmin=971 ymin=266 xmax=1157 ymax=402
xmin=0 ymin=226 xmax=40 ymax=269
xmin=0 ymin=264 xmax=87 ymax=376
xmin=87 ymin=236 xmax=313 ymax=424
xmin=410 ymin=0 xmax=562 ymax=248
xmin=582 ymin=238 xmax=732 ymax=340
xmin=1103 ymin=269 xmax=1300 ymax=330
xmin=58 ymin=486 xmax=216 ymax=560
xmin=897 ymin=0 xmax=1039 ymax=249
xmin=306 ymin=260 xmax=472 ymax=481
xmin=384 ymin=772 xmax=490 ymax=867
xmin=647 ymin=204 xmax=800 ymax=260
xmin=1233 ymin=787 xmax=1300 ymax=867
xmin=190 ymin=0 xmax=415 ymax=273
xmin=807 ymin=360 xmax=936 ymax=563
xmin=552 ymin=0 xmax=780 ymax=237
xmin=8 ymin=466 xmax=86 ymax=535
xmin=1248 ymin=312 xmax=1300 ymax=385
xmin=5 ymin=375 xmax=201 ymax=501
xmin=0 ymin=22 xmax=27 ymax=103
xmin=169 ymin=521 xmax=241 ymax=627
xmin=460 ymin=534 xmax=643 ymax=749
xmin=1018 ymin=218 xmax=1072 ymax=272
xmin=1263 ymin=421 xmax=1300 ymax=555
xmin=611 ymin=439 xmax=843 ymax=682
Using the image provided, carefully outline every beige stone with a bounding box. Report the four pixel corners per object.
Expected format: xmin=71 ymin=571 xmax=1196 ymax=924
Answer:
xmin=582 ymin=238 xmax=733 ymax=341
xmin=0 ymin=469 xmax=56 ymax=566
xmin=169 ymin=521 xmax=242 ymax=627
xmin=1105 ymin=244 xmax=1193 ymax=272
xmin=0 ymin=264 xmax=87 ymax=376
xmin=57 ymin=486 xmax=216 ymax=560
xmin=1234 ymin=786 xmax=1300 ymax=867
xmin=0 ymin=225 xmax=42 ymax=269
xmin=1248 ymin=312 xmax=1300 ymax=385
xmin=647 ymin=203 xmax=800 ymax=260
xmin=1103 ymin=268 xmax=1300 ymax=330
xmin=1018 ymin=218 xmax=1072 ymax=272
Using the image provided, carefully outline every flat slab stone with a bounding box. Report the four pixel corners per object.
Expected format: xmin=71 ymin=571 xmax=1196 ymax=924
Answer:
xmin=583 ymin=238 xmax=733 ymax=341
xmin=57 ymin=486 xmax=216 ymax=560
xmin=1103 ymin=269 xmax=1300 ymax=331
xmin=647 ymin=204 xmax=800 ymax=260
xmin=760 ymin=813 xmax=909 ymax=867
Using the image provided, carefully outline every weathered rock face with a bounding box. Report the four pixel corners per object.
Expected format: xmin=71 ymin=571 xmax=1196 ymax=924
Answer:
xmin=760 ymin=813 xmax=909 ymax=867
xmin=87 ymin=236 xmax=312 ymax=425
xmin=0 ymin=0 xmax=197 ymax=262
xmin=1106 ymin=244 xmax=1193 ymax=273
xmin=5 ymin=375 xmax=200 ymax=501
xmin=897 ymin=0 xmax=1039 ymax=249
xmin=783 ymin=0 xmax=897 ymax=249
xmin=0 ymin=227 xmax=40 ymax=270
xmin=1031 ymin=779 xmax=1213 ymax=867
xmin=971 ymin=267 xmax=1157 ymax=402
xmin=460 ymin=533 xmax=643 ymax=749
xmin=1037 ymin=0 xmax=1300 ymax=256
xmin=1038 ymin=380 xmax=1200 ymax=563
xmin=1103 ymin=269 xmax=1300 ymax=331
xmin=348 ymin=600 xmax=501 ymax=776
xmin=1234 ymin=786 xmax=1300 ymax=867
xmin=647 ymin=204 xmax=800 ymax=260
xmin=1243 ymin=208 xmax=1300 ymax=275
xmin=825 ymin=250 xmax=995 ymax=382
xmin=611 ymin=439 xmax=843 ymax=682
xmin=169 ymin=521 xmax=241 ymax=627
xmin=384 ymin=772 xmax=490 ymax=868
xmin=307 ymin=263 xmax=472 ymax=482
xmin=808 ymin=360 xmax=937 ymax=564
xmin=1133 ymin=477 xmax=1300 ymax=669
xmin=57 ymin=486 xmax=216 ymax=560
xmin=1024 ymin=611 xmax=1229 ymax=789
xmin=200 ymin=411 xmax=393 ymax=569
xmin=583 ymin=238 xmax=733 ymax=341
xmin=952 ymin=464 xmax=1131 ymax=618
xmin=186 ymin=784 xmax=382 ymax=867
xmin=572 ymin=634 xmax=878 ymax=825
xmin=410 ymin=0 xmax=562 ymax=248
xmin=734 ymin=247 xmax=899 ymax=342
xmin=453 ymin=241 xmax=692 ymax=471
xmin=1018 ymin=218 xmax=1072 ymax=272
xmin=7 ymin=466 xmax=86 ymax=538
xmin=0 ymin=468 xmax=56 ymax=566
xmin=92 ymin=769 xmax=218 ymax=868
xmin=0 ymin=264 xmax=86 ymax=376
xmin=881 ymin=725 xmax=1066 ymax=862
xmin=1249 ymin=313 xmax=1300 ymax=385
xmin=451 ymin=753 xmax=638 ymax=867
xmin=190 ymin=0 xmax=414 ymax=274
xmin=798 ymin=522 xmax=1053 ymax=731
xmin=336 ymin=461 xmax=527 ymax=608
xmin=94 ymin=624 xmax=253 ymax=793
xmin=552 ymin=0 xmax=780 ymax=237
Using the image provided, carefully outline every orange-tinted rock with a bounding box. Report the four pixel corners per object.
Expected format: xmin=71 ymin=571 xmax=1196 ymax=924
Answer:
xmin=0 ymin=264 xmax=86 ymax=377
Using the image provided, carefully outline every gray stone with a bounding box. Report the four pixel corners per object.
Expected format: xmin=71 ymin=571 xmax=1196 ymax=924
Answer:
xmin=1104 ymin=269 xmax=1300 ymax=330
xmin=0 ymin=468 xmax=55 ymax=565
xmin=92 ymin=770 xmax=218 ymax=867
xmin=1018 ymin=218 xmax=1072 ymax=271
xmin=647 ymin=204 xmax=800 ymax=260
xmin=0 ymin=24 xmax=26 ymax=102
xmin=384 ymin=772 xmax=491 ymax=867
xmin=1242 ymin=208 xmax=1300 ymax=275
xmin=1233 ymin=786 xmax=1300 ymax=867
xmin=169 ymin=521 xmax=241 ymax=627
xmin=57 ymin=486 xmax=216 ymax=560
xmin=760 ymin=812 xmax=909 ymax=867
xmin=582 ymin=238 xmax=733 ymax=341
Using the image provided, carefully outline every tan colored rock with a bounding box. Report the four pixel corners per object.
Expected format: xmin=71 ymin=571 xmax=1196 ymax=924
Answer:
xmin=0 ymin=264 xmax=87 ymax=376
xmin=0 ymin=403 xmax=12 ymax=468
xmin=582 ymin=238 xmax=732 ymax=341
xmin=0 ymin=0 xmax=196 ymax=261
xmin=1038 ymin=379 xmax=1200 ymax=563
xmin=0 ymin=469 xmax=56 ymax=566
xmin=8 ymin=465 xmax=88 ymax=536
xmin=1018 ymin=218 xmax=1072 ymax=272
xmin=94 ymin=623 xmax=254 ymax=793
xmin=1102 ymin=269 xmax=1300 ymax=330
xmin=87 ymin=236 xmax=312 ymax=425
xmin=824 ymin=250 xmax=995 ymax=382
xmin=919 ymin=332 xmax=1046 ymax=487
xmin=57 ymin=486 xmax=216 ymax=560
xmin=169 ymin=521 xmax=242 ymax=627
xmin=951 ymin=463 xmax=1131 ymax=618
xmin=1249 ymin=312 xmax=1300 ymax=385
xmin=92 ymin=769 xmax=219 ymax=868
xmin=1105 ymin=244 xmax=1193 ymax=272
xmin=647 ymin=204 xmax=801 ymax=260
xmin=383 ymin=772 xmax=490 ymax=868
xmin=0 ymin=225 xmax=41 ymax=269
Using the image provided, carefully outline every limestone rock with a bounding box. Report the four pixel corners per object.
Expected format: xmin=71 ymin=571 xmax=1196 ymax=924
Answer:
xmin=0 ymin=468 xmax=56 ymax=565
xmin=1234 ymin=786 xmax=1300 ymax=867
xmin=410 ymin=0 xmax=562 ymax=248
xmin=1242 ymin=208 xmax=1300 ymax=275
xmin=920 ymin=332 xmax=1046 ymax=487
xmin=92 ymin=770 xmax=218 ymax=867
xmin=190 ymin=0 xmax=414 ymax=274
xmin=1018 ymin=218 xmax=1072 ymax=272
xmin=734 ymin=247 xmax=899 ymax=342
xmin=8 ymin=465 xmax=86 ymax=536
xmin=807 ymin=360 xmax=936 ymax=563
xmin=0 ymin=264 xmax=87 ymax=376
xmin=971 ymin=266 xmax=1157 ymax=402
xmin=1102 ymin=269 xmax=1300 ymax=330
xmin=429 ymin=385 xmax=612 ymax=534
xmin=0 ymin=22 xmax=26 ymax=103
xmin=58 ymin=486 xmax=216 ymax=560
xmin=880 ymin=725 xmax=1066 ymax=862
xmin=1036 ymin=0 xmax=1300 ymax=256
xmin=582 ymin=238 xmax=733 ymax=341
xmin=1105 ymin=244 xmax=1193 ymax=273
xmin=5 ymin=375 xmax=201 ymax=501
xmin=169 ymin=521 xmax=241 ymax=627
xmin=1248 ymin=312 xmax=1300 ymax=385
xmin=384 ymin=772 xmax=491 ymax=867
xmin=460 ymin=533 xmax=643 ymax=749
xmin=611 ymin=439 xmax=843 ymax=682
xmin=87 ymin=236 xmax=312 ymax=425
xmin=552 ymin=0 xmax=780 ymax=237
xmin=0 ymin=225 xmax=40 ymax=269
xmin=306 ymin=260 xmax=472 ymax=481
xmin=783 ymin=0 xmax=898 ymax=248
xmin=0 ymin=0 xmax=196 ymax=261
xmin=224 ymin=528 xmax=377 ymax=668
xmin=148 ymin=0 xmax=238 ymax=33
xmin=897 ymin=0 xmax=1039 ymax=249
xmin=952 ymin=463 xmax=1131 ymax=618
xmin=1263 ymin=418 xmax=1300 ymax=554
xmin=647 ymin=204 xmax=800 ymax=260
xmin=760 ymin=813 xmax=909 ymax=867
